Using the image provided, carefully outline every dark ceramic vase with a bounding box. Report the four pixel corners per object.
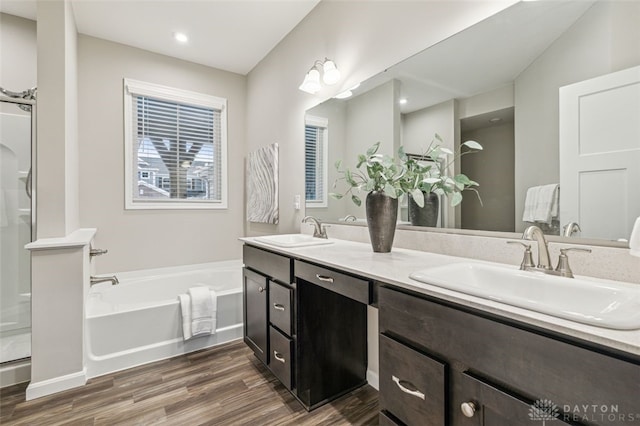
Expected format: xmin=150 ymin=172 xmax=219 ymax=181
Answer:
xmin=408 ymin=192 xmax=439 ymax=227
xmin=366 ymin=191 xmax=398 ymax=253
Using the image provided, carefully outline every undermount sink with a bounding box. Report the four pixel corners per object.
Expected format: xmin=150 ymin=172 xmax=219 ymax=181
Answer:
xmin=409 ymin=262 xmax=640 ymax=330
xmin=254 ymin=234 xmax=334 ymax=248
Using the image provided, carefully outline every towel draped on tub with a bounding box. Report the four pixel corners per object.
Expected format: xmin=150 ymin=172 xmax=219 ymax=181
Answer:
xmin=178 ymin=286 xmax=217 ymax=340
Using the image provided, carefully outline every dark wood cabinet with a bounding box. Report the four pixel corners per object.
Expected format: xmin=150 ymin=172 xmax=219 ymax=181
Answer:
xmin=243 ymin=244 xmax=370 ymax=411
xmin=379 ymin=285 xmax=640 ymax=426
xmin=242 ymin=268 xmax=269 ymax=364
xmin=451 ymin=371 xmax=574 ymax=426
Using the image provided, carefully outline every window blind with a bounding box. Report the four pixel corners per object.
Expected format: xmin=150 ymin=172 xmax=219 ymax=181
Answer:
xmin=133 ymin=95 xmax=222 ymax=202
xmin=305 ymin=124 xmax=325 ymax=202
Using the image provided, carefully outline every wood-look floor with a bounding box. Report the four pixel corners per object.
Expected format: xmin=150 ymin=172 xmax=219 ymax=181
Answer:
xmin=1 ymin=341 xmax=379 ymax=425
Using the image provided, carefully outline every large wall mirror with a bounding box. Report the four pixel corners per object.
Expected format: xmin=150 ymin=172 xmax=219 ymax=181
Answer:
xmin=304 ymin=0 xmax=640 ymax=246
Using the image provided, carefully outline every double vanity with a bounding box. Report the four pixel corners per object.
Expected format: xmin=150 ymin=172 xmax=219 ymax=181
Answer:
xmin=241 ymin=235 xmax=639 ymax=425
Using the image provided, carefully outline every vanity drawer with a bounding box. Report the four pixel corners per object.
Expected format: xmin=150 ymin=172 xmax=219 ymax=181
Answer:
xmin=269 ymin=281 xmax=293 ymax=336
xmin=379 ymin=334 xmax=446 ymax=426
xmin=294 ymin=260 xmax=370 ymax=304
xmin=243 ymin=245 xmax=292 ymax=284
xmin=269 ymin=326 xmax=293 ymax=390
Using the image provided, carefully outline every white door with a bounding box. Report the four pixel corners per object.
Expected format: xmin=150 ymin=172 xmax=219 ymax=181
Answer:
xmin=559 ymin=65 xmax=640 ymax=241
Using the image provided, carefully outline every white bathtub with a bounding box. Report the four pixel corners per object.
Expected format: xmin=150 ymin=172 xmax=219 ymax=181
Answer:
xmin=85 ymin=260 xmax=243 ymax=378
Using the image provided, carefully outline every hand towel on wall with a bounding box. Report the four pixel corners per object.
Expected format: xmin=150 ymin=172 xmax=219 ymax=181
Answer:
xmin=178 ymin=286 xmax=218 ymax=340
xmin=522 ymin=184 xmax=559 ymax=224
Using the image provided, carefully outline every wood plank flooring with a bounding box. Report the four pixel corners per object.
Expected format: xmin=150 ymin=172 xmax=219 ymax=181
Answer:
xmin=1 ymin=340 xmax=379 ymax=425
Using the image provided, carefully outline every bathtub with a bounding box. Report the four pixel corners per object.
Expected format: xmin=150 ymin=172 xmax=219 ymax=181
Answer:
xmin=85 ymin=260 xmax=243 ymax=378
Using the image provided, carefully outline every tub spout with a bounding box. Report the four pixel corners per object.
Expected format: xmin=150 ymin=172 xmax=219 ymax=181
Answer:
xmin=90 ymin=275 xmax=119 ymax=286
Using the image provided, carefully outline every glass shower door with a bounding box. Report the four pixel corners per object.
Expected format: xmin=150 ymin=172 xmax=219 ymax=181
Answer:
xmin=0 ymin=99 xmax=33 ymax=364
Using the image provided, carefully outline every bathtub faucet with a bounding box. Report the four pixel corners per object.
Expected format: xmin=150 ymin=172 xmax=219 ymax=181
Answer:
xmin=90 ymin=275 xmax=119 ymax=286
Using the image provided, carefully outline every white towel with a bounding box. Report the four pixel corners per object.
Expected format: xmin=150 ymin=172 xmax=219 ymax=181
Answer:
xmin=178 ymin=293 xmax=192 ymax=340
xmin=178 ymin=287 xmax=218 ymax=340
xmin=630 ymin=217 xmax=640 ymax=257
xmin=522 ymin=184 xmax=559 ymax=224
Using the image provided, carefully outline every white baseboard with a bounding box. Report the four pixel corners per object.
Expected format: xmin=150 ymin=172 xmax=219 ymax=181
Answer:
xmin=0 ymin=360 xmax=31 ymax=388
xmin=366 ymin=369 xmax=379 ymax=390
xmin=26 ymin=369 xmax=86 ymax=400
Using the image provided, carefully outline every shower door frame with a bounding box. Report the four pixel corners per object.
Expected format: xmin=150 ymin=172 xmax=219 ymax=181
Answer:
xmin=1 ymin=95 xmax=36 ymax=366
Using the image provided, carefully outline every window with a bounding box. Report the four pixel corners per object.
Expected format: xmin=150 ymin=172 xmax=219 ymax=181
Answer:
xmin=124 ymin=79 xmax=227 ymax=209
xmin=304 ymin=116 xmax=328 ymax=208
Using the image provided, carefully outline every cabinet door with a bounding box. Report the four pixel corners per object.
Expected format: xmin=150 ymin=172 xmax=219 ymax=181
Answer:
xmin=243 ymin=268 xmax=269 ymax=364
xmin=452 ymin=372 xmax=575 ymax=426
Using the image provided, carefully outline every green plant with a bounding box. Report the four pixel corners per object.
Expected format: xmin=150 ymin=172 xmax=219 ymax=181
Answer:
xmin=330 ymin=135 xmax=483 ymax=208
xmin=329 ymin=142 xmax=406 ymax=206
xmin=397 ymin=133 xmax=483 ymax=207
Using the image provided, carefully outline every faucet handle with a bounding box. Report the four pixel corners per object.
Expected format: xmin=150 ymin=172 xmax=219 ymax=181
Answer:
xmin=555 ymin=247 xmax=592 ymax=278
xmin=507 ymin=241 xmax=535 ymax=270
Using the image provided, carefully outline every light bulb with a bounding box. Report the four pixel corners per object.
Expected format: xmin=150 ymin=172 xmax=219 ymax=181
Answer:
xmin=322 ymin=60 xmax=341 ymax=85
xmin=299 ymin=69 xmax=321 ymax=94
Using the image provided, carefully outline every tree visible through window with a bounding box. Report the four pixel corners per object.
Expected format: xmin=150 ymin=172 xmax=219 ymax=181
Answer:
xmin=124 ymin=79 xmax=227 ymax=209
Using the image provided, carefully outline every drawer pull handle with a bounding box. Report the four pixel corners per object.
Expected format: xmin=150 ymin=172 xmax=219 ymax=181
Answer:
xmin=461 ymin=401 xmax=477 ymax=418
xmin=273 ymin=303 xmax=285 ymax=311
xmin=315 ymin=274 xmax=334 ymax=283
xmin=392 ymin=375 xmax=425 ymax=400
xmin=273 ymin=351 xmax=286 ymax=363
xmin=258 ymin=286 xmax=265 ymax=293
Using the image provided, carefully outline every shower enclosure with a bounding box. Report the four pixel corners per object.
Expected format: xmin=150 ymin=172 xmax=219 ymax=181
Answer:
xmin=0 ymin=87 xmax=36 ymax=368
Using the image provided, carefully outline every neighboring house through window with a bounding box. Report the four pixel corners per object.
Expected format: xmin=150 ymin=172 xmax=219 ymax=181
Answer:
xmin=305 ymin=115 xmax=328 ymax=208
xmin=123 ymin=78 xmax=228 ymax=209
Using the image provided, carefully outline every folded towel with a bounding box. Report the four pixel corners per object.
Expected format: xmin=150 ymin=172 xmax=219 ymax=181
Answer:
xmin=189 ymin=286 xmax=214 ymax=336
xmin=630 ymin=217 xmax=640 ymax=257
xmin=522 ymin=184 xmax=559 ymax=224
xmin=178 ymin=287 xmax=218 ymax=340
xmin=178 ymin=293 xmax=192 ymax=340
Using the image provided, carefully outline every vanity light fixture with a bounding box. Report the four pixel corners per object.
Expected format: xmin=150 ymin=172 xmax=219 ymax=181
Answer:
xmin=299 ymin=58 xmax=341 ymax=94
xmin=399 ymin=98 xmax=408 ymax=105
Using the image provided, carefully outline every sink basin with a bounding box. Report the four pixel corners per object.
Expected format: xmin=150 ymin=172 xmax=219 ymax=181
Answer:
xmin=254 ymin=234 xmax=334 ymax=248
xmin=409 ymin=262 xmax=640 ymax=330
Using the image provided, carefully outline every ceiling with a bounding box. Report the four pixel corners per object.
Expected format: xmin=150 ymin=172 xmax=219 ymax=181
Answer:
xmin=0 ymin=0 xmax=320 ymax=75
xmin=353 ymin=0 xmax=594 ymax=114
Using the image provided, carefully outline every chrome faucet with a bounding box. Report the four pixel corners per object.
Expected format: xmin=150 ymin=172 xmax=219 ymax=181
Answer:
xmin=90 ymin=275 xmax=119 ymax=286
xmin=90 ymin=247 xmax=109 ymax=257
xmin=302 ymin=215 xmax=328 ymax=239
xmin=343 ymin=214 xmax=357 ymax=222
xmin=563 ymin=222 xmax=581 ymax=237
xmin=522 ymin=225 xmax=553 ymax=271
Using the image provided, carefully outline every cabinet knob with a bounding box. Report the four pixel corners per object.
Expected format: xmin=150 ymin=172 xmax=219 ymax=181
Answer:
xmin=461 ymin=401 xmax=477 ymax=418
xmin=258 ymin=286 xmax=264 ymax=293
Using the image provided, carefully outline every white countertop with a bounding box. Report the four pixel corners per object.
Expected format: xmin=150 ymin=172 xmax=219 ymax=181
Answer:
xmin=241 ymin=236 xmax=640 ymax=358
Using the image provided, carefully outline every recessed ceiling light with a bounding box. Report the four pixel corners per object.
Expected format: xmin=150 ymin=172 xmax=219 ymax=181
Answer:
xmin=173 ymin=32 xmax=189 ymax=43
xmin=399 ymin=98 xmax=408 ymax=105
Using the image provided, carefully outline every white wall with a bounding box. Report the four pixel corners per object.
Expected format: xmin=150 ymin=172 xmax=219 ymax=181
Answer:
xmin=514 ymin=1 xmax=640 ymax=231
xmin=36 ymin=0 xmax=79 ymax=238
xmin=77 ymin=35 xmax=247 ymax=274
xmin=245 ymin=0 xmax=518 ymax=237
xmin=0 ymin=13 xmax=37 ymax=95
